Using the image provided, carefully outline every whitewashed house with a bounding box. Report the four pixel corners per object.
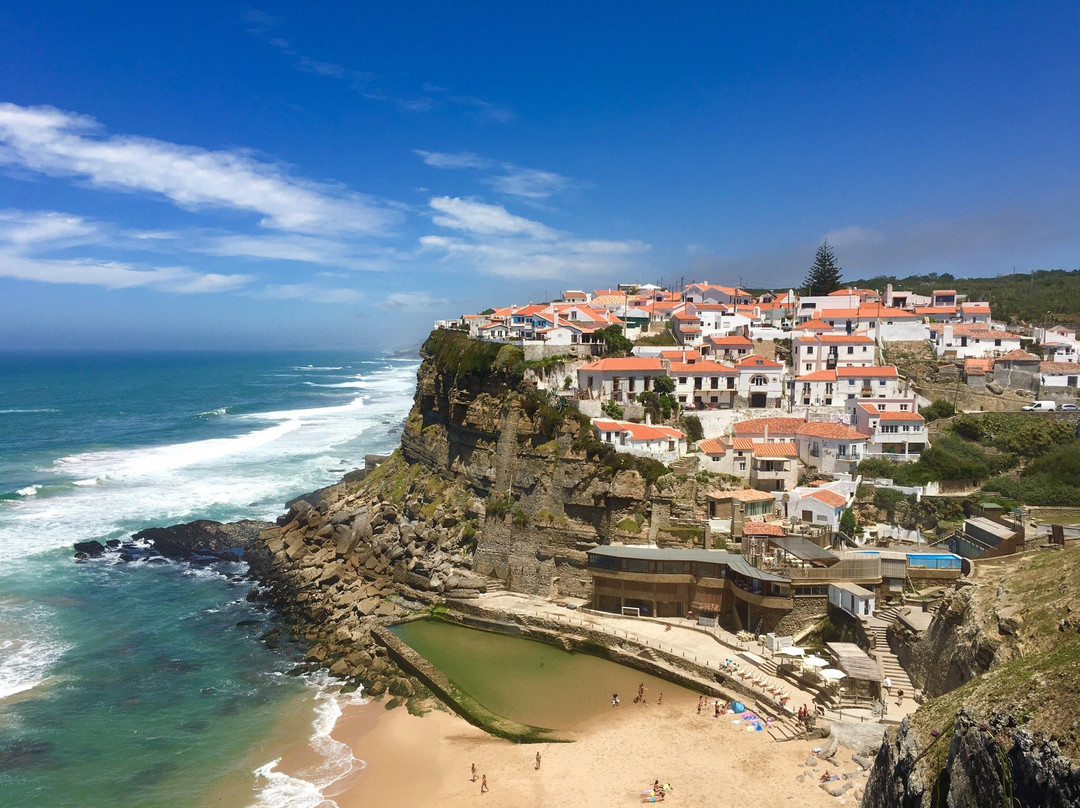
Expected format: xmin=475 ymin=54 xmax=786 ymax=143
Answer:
xmin=847 ymin=400 xmax=928 ymax=461
xmin=576 ymin=357 xmax=668 ymax=403
xmin=593 ymin=419 xmax=686 ymax=463
xmin=791 ymin=333 xmax=876 ymax=375
xmin=932 ymin=324 xmax=1024 ymax=359
xmin=735 ymin=355 xmax=786 ymax=408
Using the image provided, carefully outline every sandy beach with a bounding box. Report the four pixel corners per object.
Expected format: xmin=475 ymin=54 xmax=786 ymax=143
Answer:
xmin=320 ymin=689 xmax=862 ymax=808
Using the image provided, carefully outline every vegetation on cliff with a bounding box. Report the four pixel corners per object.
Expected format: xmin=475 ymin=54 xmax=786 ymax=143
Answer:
xmin=857 ymin=412 xmax=1080 ymax=505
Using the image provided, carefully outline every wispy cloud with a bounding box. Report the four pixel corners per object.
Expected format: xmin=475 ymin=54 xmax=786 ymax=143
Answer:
xmin=0 ymin=103 xmax=401 ymax=236
xmin=257 ymin=282 xmax=363 ymax=304
xmin=415 ymin=150 xmax=577 ymax=199
xmin=0 ymin=208 xmax=253 ymax=294
xmin=247 ymin=13 xmax=512 ymax=122
xmin=421 ymin=197 xmax=648 ymax=280
xmin=381 ymin=291 xmax=448 ymax=310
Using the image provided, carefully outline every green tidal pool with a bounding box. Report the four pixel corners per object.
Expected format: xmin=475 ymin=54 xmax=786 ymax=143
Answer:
xmin=390 ymin=619 xmax=694 ymax=730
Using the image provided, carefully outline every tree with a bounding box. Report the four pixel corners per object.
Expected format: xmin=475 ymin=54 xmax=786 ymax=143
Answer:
xmin=839 ymin=507 xmax=858 ymax=538
xmin=598 ymin=324 xmax=633 ymax=356
xmin=682 ymin=414 xmax=704 ymax=442
xmin=803 ymin=241 xmax=843 ymax=296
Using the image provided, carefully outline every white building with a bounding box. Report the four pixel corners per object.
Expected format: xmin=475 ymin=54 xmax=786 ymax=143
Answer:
xmin=735 ymin=355 xmax=786 ymax=408
xmin=847 ymin=400 xmax=929 ymax=461
xmin=791 ymin=333 xmax=876 ymax=375
xmin=786 ymin=486 xmax=850 ymax=530
xmin=683 ymin=282 xmax=751 ymax=305
xmin=576 ymin=357 xmax=668 ymax=403
xmin=931 ymin=324 xmax=1024 ymax=359
xmin=794 ymin=365 xmax=903 ymax=407
xmin=593 ymin=419 xmax=686 ymax=463
xmin=1040 ymin=362 xmax=1080 ymax=390
xmin=796 ymin=422 xmax=868 ymax=474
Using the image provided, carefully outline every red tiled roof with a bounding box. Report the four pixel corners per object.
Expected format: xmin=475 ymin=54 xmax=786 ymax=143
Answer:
xmin=796 ymin=422 xmax=867 ymax=440
xmin=793 ymin=319 xmax=835 ymax=331
xmin=996 ymin=349 xmax=1039 ymax=362
xmin=1041 ymin=362 xmax=1080 ymax=374
xmin=733 ymin=417 xmax=805 ymax=436
xmin=806 ymin=489 xmax=848 ymax=508
xmin=698 ymin=438 xmax=728 ymax=455
xmin=876 ymin=411 xmax=925 ymax=422
xmin=710 ymin=488 xmax=776 ymax=502
xmin=708 ymin=335 xmax=754 ymax=346
xmin=731 ymin=437 xmax=756 ymax=451
xmin=752 ymin=441 xmax=798 ymax=458
xmin=795 ymin=370 xmax=838 ymax=382
xmin=964 ymin=358 xmax=993 ymax=375
xmin=742 ymin=522 xmax=786 ymax=536
xmin=579 ymin=357 xmax=666 ymax=372
xmin=837 ymin=366 xmax=898 ymax=378
xmin=737 ymin=355 xmax=783 ymax=368
xmin=669 ymin=360 xmax=736 ymax=374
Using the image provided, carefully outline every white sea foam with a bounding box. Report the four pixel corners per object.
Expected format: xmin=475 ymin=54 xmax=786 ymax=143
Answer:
xmin=15 ymin=485 xmax=41 ymax=497
xmin=0 ymin=361 xmax=418 ymax=564
xmin=292 ymin=366 xmax=344 ymax=372
xmin=303 ymin=380 xmax=366 ymax=389
xmin=0 ymin=408 xmax=60 ymax=415
xmin=248 ymin=678 xmax=368 ymax=808
xmin=0 ymin=601 xmax=70 ymax=702
xmin=196 ymin=407 xmax=229 ymax=417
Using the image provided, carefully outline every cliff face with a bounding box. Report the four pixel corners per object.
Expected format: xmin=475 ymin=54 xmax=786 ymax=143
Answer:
xmin=862 ymin=544 xmax=1080 ymax=808
xmin=243 ymin=330 xmax=707 ymax=694
xmin=862 ymin=710 xmax=1080 ymax=808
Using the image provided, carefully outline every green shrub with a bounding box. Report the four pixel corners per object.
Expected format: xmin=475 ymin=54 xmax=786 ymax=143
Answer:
xmin=601 ymin=399 xmax=624 ymax=419
xmin=919 ymin=399 xmax=956 ymax=422
xmin=616 ymin=517 xmax=642 ymax=533
xmin=682 ymin=414 xmax=704 ymax=443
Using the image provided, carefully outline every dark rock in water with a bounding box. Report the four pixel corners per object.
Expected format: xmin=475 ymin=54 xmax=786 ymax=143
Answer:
xmin=218 ymin=548 xmax=244 ymax=563
xmin=132 ymin=519 xmax=272 ymax=559
xmin=106 ymin=539 xmax=122 ymax=548
xmin=246 ymin=587 xmax=260 ymax=602
xmin=146 ymin=556 xmax=168 ymax=564
xmin=0 ymin=739 xmax=53 ymax=770
xmin=189 ymin=555 xmax=219 ymax=566
xmin=235 ymin=619 xmax=261 ymax=627
xmin=73 ymin=540 xmax=105 ymax=557
xmin=74 ymin=552 xmax=88 ymax=561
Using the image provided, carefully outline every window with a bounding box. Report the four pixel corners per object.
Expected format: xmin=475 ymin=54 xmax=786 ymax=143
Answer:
xmin=751 ymin=375 xmax=768 ymax=386
xmin=847 ymin=346 xmax=854 ymax=355
xmin=738 ymin=462 xmax=746 ymax=471
xmin=805 ymin=363 xmax=813 ymax=371
xmin=994 ymin=339 xmax=1001 ymax=347
xmin=848 ymin=379 xmax=855 ymax=385
xmin=587 ymin=376 xmax=594 ymax=387
xmin=837 ymin=444 xmax=847 ymax=456
xmin=900 ymin=404 xmax=908 ymax=411
xmin=882 ymin=424 xmax=899 ymax=434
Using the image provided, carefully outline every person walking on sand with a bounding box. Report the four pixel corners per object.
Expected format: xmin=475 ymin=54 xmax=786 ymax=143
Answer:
xmin=697 ymin=695 xmax=703 ymax=714
xmin=481 ymin=774 xmax=488 ymax=794
xmin=535 ymin=751 xmax=541 ymax=770
xmin=471 ymin=763 xmax=477 ymax=782
xmin=658 ymin=692 xmax=663 ymax=705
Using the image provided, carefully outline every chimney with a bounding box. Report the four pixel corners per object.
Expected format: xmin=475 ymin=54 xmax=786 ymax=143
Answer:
xmin=645 ymin=411 xmax=653 ymax=425
xmin=764 ymin=423 xmax=770 ymax=442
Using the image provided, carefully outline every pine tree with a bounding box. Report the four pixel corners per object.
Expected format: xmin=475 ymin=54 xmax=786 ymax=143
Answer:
xmin=803 ymin=240 xmax=843 ymax=296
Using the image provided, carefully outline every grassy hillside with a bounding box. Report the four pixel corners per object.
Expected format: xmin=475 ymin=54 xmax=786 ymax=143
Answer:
xmin=857 ymin=412 xmax=1080 ymax=505
xmin=851 ymin=268 xmax=1080 ymax=323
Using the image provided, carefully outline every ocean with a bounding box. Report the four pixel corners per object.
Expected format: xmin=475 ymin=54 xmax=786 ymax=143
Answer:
xmin=0 ymin=351 xmax=419 ymax=808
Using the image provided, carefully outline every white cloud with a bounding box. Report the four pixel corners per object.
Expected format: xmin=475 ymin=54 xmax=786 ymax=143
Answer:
xmin=0 ymin=253 xmax=252 ymax=293
xmin=421 ymin=197 xmax=649 ymax=280
xmin=258 ymin=283 xmax=363 ymax=304
xmin=381 ymin=291 xmax=447 ymax=310
xmin=0 ymin=208 xmax=253 ymax=294
xmin=486 ymin=168 xmax=571 ymax=199
xmin=430 ymin=196 xmax=556 ymax=239
xmin=0 ymin=103 xmax=400 ymax=235
xmin=0 ymin=209 xmax=99 ymax=248
xmin=416 ymin=150 xmax=576 ymax=200
xmin=414 ymin=150 xmax=493 ymax=170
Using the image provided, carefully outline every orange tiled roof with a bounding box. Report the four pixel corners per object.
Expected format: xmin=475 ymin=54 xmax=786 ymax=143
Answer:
xmin=806 ymin=489 xmax=848 ymax=508
xmin=579 ymin=357 xmax=666 ymax=372
xmin=742 ymin=522 xmax=786 ymax=536
xmin=836 ymin=366 xmax=898 ymax=378
xmin=1041 ymin=362 xmax=1080 ymax=374
xmin=752 ymin=441 xmax=798 ymax=458
xmin=732 ymin=417 xmax=805 ymax=436
xmin=698 ymin=438 xmax=728 ymax=455
xmin=876 ymin=411 xmax=925 ymax=421
xmin=796 ymin=422 xmax=867 ymax=440
xmin=996 ymin=349 xmax=1039 ymax=362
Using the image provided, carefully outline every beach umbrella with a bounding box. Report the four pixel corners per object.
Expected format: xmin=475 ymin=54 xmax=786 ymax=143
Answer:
xmin=819 ymin=668 xmax=847 ymax=681
xmin=777 ymin=646 xmax=805 ymax=657
xmin=802 ymin=655 xmax=828 ymax=668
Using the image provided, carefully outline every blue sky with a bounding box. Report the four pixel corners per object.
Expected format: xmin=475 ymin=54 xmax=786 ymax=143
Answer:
xmin=1 ymin=3 xmax=1078 ymax=350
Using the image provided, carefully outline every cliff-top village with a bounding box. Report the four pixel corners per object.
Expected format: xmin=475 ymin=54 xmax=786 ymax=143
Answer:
xmin=427 ymin=274 xmax=1078 ymax=675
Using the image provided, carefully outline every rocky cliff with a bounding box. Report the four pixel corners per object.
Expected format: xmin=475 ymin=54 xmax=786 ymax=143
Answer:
xmin=862 ymin=543 xmax=1080 ymax=807
xmin=241 ymin=330 xmax=713 ymax=696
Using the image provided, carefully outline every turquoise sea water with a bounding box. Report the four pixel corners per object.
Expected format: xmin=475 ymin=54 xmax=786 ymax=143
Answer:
xmin=0 ymin=352 xmax=418 ymax=807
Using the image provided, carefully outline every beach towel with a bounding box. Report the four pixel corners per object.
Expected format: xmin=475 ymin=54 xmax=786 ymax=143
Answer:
xmin=731 ymin=701 xmax=746 ymax=713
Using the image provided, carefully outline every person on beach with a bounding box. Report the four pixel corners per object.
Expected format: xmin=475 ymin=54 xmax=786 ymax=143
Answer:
xmin=658 ymin=692 xmax=663 ymax=705
xmin=481 ymin=774 xmax=488 ymax=794
xmin=714 ymin=701 xmax=720 ymax=718
xmin=697 ymin=695 xmax=703 ymax=714
xmin=471 ymin=763 xmax=477 ymax=782
xmin=883 ymin=676 xmax=892 ymax=697
xmin=535 ymin=751 xmax=541 ymax=770
xmin=897 ymin=689 xmax=905 ymax=706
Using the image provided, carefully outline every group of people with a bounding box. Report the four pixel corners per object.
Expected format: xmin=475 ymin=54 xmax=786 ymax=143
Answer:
xmin=642 ymin=779 xmax=671 ymax=802
xmin=470 ymin=750 xmax=542 ymax=795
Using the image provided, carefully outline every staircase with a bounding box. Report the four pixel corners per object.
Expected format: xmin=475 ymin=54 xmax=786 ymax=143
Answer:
xmin=670 ymin=455 xmax=699 ymax=475
xmin=866 ymin=606 xmax=915 ymax=718
xmin=484 ymin=576 xmax=507 ymax=594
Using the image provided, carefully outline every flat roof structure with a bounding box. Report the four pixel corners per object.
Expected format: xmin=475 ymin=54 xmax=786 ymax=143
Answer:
xmin=825 ymin=641 xmax=883 ymax=682
xmin=770 ymin=535 xmax=838 ymax=563
xmin=586 ymin=545 xmax=790 ymax=583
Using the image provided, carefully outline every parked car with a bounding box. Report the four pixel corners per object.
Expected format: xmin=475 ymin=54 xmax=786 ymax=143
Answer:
xmin=1021 ymin=400 xmax=1058 ymax=412
xmin=1059 ymin=403 xmax=1079 ymax=411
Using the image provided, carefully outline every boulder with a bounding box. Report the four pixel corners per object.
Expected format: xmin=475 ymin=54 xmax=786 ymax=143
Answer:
xmin=73 ymin=540 xmax=106 ymax=557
